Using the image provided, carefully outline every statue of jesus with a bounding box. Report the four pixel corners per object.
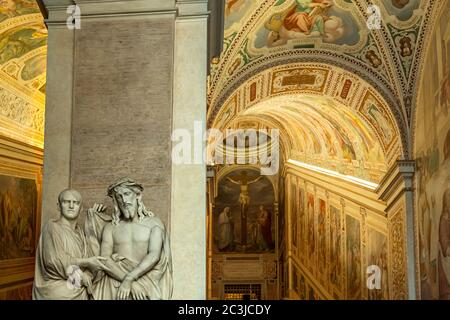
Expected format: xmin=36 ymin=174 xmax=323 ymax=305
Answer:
xmin=89 ymin=178 xmax=173 ymax=300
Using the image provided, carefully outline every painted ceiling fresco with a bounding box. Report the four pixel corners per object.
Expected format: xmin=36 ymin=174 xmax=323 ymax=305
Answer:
xmin=209 ymin=1 xmax=437 ymax=143
xmin=208 ymin=0 xmax=444 ymax=180
xmin=233 ymin=95 xmax=388 ymax=182
xmin=0 ymin=0 xmax=46 ymax=147
xmin=208 ymin=62 xmax=402 ymax=182
xmin=218 ymin=0 xmax=424 ymax=75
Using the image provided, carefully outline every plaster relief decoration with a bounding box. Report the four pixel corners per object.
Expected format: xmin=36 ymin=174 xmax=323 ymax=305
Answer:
xmin=359 ymin=91 xmax=397 ymax=152
xmin=270 ymin=67 xmax=328 ymax=94
xmin=33 ymin=178 xmax=173 ymax=300
xmin=0 ymin=87 xmax=44 ymax=132
xmin=211 ymin=94 xmax=238 ymax=130
xmin=0 ymin=0 xmax=46 ymax=148
xmin=214 ymin=168 xmax=275 ymax=253
xmin=389 ymin=207 xmax=407 ymax=299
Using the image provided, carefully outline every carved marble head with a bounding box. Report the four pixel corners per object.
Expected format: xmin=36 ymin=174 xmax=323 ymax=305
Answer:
xmin=57 ymin=189 xmax=82 ymax=221
xmin=107 ymin=178 xmax=153 ymax=225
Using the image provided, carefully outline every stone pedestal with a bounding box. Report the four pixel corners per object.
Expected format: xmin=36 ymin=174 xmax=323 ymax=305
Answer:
xmin=41 ymin=0 xmax=208 ymax=299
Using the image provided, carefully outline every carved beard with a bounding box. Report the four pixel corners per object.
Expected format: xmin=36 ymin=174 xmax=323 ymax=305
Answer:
xmin=121 ymin=203 xmax=136 ymax=220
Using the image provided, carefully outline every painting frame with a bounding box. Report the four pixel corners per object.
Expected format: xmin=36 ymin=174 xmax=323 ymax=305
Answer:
xmin=0 ymin=136 xmax=42 ymax=296
xmin=213 ymin=167 xmax=276 ymax=254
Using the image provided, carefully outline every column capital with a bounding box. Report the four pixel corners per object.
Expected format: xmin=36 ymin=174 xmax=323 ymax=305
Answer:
xmin=43 ymin=0 xmax=209 ymax=21
xmin=176 ymin=0 xmax=209 ymax=19
xmin=43 ymin=0 xmax=178 ymax=24
xmin=376 ymin=160 xmax=416 ymax=203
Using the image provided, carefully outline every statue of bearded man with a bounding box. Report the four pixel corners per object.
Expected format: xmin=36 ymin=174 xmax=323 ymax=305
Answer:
xmin=89 ymin=178 xmax=173 ymax=300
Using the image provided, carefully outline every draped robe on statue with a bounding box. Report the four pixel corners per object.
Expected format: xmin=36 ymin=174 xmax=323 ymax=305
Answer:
xmin=85 ymin=213 xmax=173 ymax=300
xmin=33 ymin=220 xmax=91 ymax=300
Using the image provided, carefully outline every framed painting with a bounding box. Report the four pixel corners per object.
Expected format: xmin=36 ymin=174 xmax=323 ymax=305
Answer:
xmin=213 ymin=168 xmax=275 ymax=253
xmin=0 ymin=174 xmax=38 ymax=260
xmin=0 ymin=140 xmax=42 ymax=298
xmin=345 ymin=214 xmax=362 ymax=299
xmin=290 ymin=181 xmax=297 ymax=250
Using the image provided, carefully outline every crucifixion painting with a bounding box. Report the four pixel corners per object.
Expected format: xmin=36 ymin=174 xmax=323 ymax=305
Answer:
xmin=226 ymin=171 xmax=262 ymax=247
xmin=215 ymin=168 xmax=275 ymax=253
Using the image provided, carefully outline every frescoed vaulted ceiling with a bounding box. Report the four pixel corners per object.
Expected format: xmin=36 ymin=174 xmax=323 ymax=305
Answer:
xmin=208 ymin=0 xmax=445 ymax=181
xmin=0 ymin=0 xmax=46 ymax=148
xmin=208 ymin=62 xmax=403 ymax=182
xmin=210 ymin=0 xmax=433 ymax=115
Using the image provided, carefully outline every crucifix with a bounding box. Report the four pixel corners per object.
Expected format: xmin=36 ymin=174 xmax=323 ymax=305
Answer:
xmin=227 ymin=171 xmax=262 ymax=247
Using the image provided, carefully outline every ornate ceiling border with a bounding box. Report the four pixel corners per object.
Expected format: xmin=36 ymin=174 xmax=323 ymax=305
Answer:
xmin=208 ymin=54 xmax=408 ymax=159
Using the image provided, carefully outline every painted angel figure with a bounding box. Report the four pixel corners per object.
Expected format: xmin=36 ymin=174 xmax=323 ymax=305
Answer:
xmin=265 ymin=0 xmax=344 ymax=47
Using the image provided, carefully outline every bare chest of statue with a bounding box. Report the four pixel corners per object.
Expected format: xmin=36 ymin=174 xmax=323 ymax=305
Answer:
xmin=111 ymin=221 xmax=151 ymax=263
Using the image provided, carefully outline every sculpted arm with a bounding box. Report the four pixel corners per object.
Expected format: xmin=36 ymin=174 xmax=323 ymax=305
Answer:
xmin=117 ymin=226 xmax=164 ymax=300
xmin=41 ymin=225 xmax=105 ymax=276
xmin=41 ymin=228 xmax=76 ymax=278
xmin=126 ymin=227 xmax=164 ymax=281
xmin=99 ymin=224 xmax=127 ymax=281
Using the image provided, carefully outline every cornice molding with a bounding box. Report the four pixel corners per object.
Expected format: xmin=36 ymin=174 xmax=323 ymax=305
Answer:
xmin=377 ymin=160 xmax=415 ymax=203
xmin=43 ymin=0 xmax=208 ymax=24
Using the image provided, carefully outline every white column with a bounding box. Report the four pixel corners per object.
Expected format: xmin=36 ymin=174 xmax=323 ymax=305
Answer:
xmin=170 ymin=0 xmax=209 ymax=299
xmin=41 ymin=2 xmax=75 ymax=224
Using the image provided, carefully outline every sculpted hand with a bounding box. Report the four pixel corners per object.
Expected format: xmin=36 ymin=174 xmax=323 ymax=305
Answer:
xmin=81 ymin=272 xmax=93 ymax=294
xmin=87 ymin=203 xmax=107 ymax=219
xmin=84 ymin=256 xmax=108 ymax=272
xmin=117 ymin=279 xmax=132 ymax=300
xmin=131 ymin=281 xmax=147 ymax=300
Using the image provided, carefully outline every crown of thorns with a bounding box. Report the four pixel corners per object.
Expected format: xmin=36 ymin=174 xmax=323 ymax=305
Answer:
xmin=107 ymin=178 xmax=144 ymax=198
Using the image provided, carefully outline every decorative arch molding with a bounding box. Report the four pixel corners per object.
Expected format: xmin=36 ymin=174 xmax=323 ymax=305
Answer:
xmin=208 ymin=58 xmax=408 ymax=158
xmin=208 ymin=62 xmax=405 ymax=174
xmin=219 ymin=115 xmax=290 ymax=163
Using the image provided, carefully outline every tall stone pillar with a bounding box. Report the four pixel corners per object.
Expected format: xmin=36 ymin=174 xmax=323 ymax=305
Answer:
xmin=41 ymin=0 xmax=208 ymax=299
xmin=377 ymin=160 xmax=417 ymax=300
xmin=171 ymin=0 xmax=208 ymax=299
xmin=41 ymin=0 xmax=75 ymax=222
